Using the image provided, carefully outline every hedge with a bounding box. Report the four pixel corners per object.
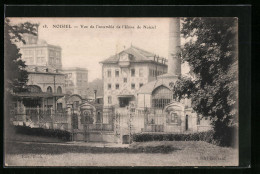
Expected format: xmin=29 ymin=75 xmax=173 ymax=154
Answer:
xmin=133 ymin=131 xmax=213 ymax=142
xmin=14 ymin=125 xmax=71 ymax=141
xmin=133 ymin=126 xmax=237 ymax=147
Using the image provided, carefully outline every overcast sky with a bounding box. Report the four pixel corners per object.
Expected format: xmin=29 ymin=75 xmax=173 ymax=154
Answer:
xmin=10 ymin=18 xmax=189 ymax=82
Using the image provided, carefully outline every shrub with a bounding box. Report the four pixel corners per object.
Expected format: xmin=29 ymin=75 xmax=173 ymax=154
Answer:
xmin=133 ymin=127 xmax=237 ymax=147
xmin=14 ymin=125 xmax=71 ymax=141
xmin=133 ymin=131 xmax=214 ymax=145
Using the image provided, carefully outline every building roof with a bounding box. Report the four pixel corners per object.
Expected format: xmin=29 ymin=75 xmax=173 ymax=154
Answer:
xmin=13 ymin=92 xmax=65 ymax=98
xmin=100 ymin=45 xmax=168 ymax=65
xmin=137 ymin=78 xmax=175 ymax=94
xmin=20 ymin=33 xmax=61 ymax=49
xmin=26 ymin=65 xmax=64 ymax=75
xmin=62 ymin=67 xmax=88 ymax=71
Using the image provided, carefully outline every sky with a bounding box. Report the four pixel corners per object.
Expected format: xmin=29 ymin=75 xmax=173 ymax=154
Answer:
xmin=10 ymin=18 xmax=189 ymax=82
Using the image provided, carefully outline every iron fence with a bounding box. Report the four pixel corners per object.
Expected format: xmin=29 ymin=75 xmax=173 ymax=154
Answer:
xmin=10 ymin=107 xmax=69 ymax=130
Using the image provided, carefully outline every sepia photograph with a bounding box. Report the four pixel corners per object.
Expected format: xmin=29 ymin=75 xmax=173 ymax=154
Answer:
xmin=4 ymin=17 xmax=239 ymax=166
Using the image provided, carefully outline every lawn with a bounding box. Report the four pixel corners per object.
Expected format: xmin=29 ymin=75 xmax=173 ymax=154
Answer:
xmin=4 ymin=140 xmax=238 ymax=166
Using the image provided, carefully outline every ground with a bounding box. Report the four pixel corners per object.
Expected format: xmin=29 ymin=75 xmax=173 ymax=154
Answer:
xmin=4 ymin=134 xmax=238 ymax=166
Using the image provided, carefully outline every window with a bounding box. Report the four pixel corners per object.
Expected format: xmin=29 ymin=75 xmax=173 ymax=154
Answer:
xmin=115 ymin=70 xmax=119 ymax=77
xmin=57 ymin=86 xmax=62 ymax=94
xmin=57 ymin=103 xmax=63 ymax=112
xmin=69 ymin=81 xmax=74 ymax=86
xmin=36 ymin=50 xmax=44 ymax=55
xmin=24 ymin=50 xmax=29 ymax=55
xmin=170 ymin=112 xmax=179 ymax=124
xmin=56 ymin=58 xmax=60 ymax=64
xmin=25 ymin=57 xmax=33 ymax=64
xmin=131 ymin=83 xmax=135 ymax=89
xmin=152 ymin=86 xmax=173 ymax=109
xmin=129 ymin=54 xmax=133 ymax=59
xmin=50 ymin=57 xmax=54 ymax=64
xmin=108 ymin=83 xmax=112 ymax=90
xmin=74 ymin=101 xmax=79 ymax=109
xmin=116 ymin=84 xmax=119 ymax=89
xmin=124 ymin=78 xmax=127 ymax=83
xmin=139 ymin=83 xmax=143 ymax=88
xmin=139 ymin=68 xmax=144 ymax=77
xmin=131 ymin=69 xmax=135 ymax=77
xmin=107 ymin=70 xmax=111 ymax=77
xmin=37 ymin=57 xmax=45 ymax=64
xmin=108 ymin=96 xmax=112 ymax=104
xmin=47 ymin=86 xmax=52 ymax=93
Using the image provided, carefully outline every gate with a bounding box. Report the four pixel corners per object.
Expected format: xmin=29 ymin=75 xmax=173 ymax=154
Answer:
xmin=72 ymin=113 xmax=78 ymax=129
xmin=78 ymin=104 xmax=115 ymax=142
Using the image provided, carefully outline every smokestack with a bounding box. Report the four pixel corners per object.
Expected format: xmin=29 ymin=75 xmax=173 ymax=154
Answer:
xmin=168 ymin=18 xmax=181 ymax=76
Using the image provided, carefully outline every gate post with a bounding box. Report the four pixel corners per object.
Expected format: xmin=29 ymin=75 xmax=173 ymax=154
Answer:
xmin=37 ymin=106 xmax=40 ymax=125
xmin=50 ymin=107 xmax=54 ymax=129
xmin=67 ymin=107 xmax=72 ymax=130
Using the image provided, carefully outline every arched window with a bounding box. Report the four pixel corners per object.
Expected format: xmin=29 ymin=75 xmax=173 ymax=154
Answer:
xmin=47 ymin=86 xmax=52 ymax=93
xmin=28 ymin=85 xmax=42 ymax=93
xmin=57 ymin=86 xmax=62 ymax=94
xmin=152 ymin=85 xmax=173 ymax=109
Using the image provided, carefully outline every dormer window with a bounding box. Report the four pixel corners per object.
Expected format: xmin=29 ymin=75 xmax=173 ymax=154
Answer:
xmin=128 ymin=54 xmax=133 ymax=59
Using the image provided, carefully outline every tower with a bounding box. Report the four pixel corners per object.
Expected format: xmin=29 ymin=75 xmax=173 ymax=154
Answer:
xmin=168 ymin=18 xmax=181 ymax=76
xmin=158 ymin=18 xmax=181 ymax=79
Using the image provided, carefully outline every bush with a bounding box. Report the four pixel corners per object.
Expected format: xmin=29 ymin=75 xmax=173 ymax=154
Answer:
xmin=213 ymin=125 xmax=237 ymax=147
xmin=133 ymin=127 xmax=237 ymax=147
xmin=14 ymin=125 xmax=71 ymax=141
xmin=133 ymin=131 xmax=214 ymax=143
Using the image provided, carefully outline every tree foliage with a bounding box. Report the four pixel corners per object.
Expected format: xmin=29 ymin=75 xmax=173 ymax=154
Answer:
xmin=4 ymin=18 xmax=38 ymax=94
xmin=172 ymin=18 xmax=238 ymax=146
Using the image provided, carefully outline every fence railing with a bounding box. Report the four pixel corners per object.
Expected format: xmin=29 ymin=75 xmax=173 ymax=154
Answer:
xmin=11 ymin=107 xmax=69 ymax=130
xmin=83 ymin=123 xmax=113 ymax=132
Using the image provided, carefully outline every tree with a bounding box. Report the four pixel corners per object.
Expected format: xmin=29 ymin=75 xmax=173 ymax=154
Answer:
xmin=4 ymin=18 xmax=38 ymax=133
xmin=4 ymin=18 xmax=38 ymax=94
xmin=172 ymin=18 xmax=238 ymax=146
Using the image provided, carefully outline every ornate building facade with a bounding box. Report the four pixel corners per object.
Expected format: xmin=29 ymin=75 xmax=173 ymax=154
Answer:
xmin=100 ymin=45 xmax=168 ymax=107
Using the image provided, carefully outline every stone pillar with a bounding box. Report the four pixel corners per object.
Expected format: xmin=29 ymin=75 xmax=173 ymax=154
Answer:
xmin=50 ymin=107 xmax=54 ymax=129
xmin=37 ymin=106 xmax=40 ymax=125
xmin=52 ymin=97 xmax=56 ymax=112
xmin=180 ymin=111 xmax=185 ymax=133
xmin=20 ymin=101 xmax=26 ymax=123
xmin=78 ymin=111 xmax=83 ymax=130
xmin=67 ymin=107 xmax=72 ymax=130
xmin=42 ymin=98 xmax=44 ymax=110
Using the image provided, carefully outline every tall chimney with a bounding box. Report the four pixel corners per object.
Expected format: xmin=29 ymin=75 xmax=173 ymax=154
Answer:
xmin=168 ymin=18 xmax=181 ymax=76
